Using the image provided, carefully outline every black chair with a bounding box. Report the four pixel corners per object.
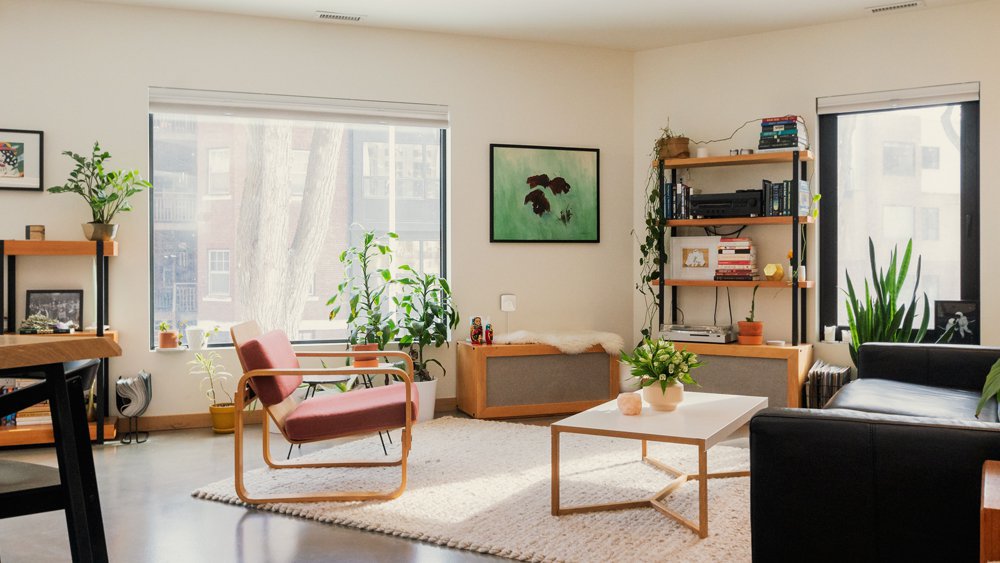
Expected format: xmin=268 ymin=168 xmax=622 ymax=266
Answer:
xmin=0 ymin=358 xmax=108 ymax=563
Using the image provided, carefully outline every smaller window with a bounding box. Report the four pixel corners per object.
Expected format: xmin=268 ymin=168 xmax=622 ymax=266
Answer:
xmin=290 ymin=149 xmax=309 ymax=196
xmin=207 ymin=148 xmax=231 ymax=195
xmin=208 ymin=250 xmax=230 ymax=297
xmin=919 ymin=207 xmax=940 ymax=241
xmin=883 ymin=141 xmax=916 ymax=176
xmin=362 ymin=142 xmax=389 ymax=199
xmin=921 ymin=146 xmax=940 ymax=170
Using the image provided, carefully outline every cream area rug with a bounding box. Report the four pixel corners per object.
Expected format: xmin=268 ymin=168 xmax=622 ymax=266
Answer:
xmin=194 ymin=417 xmax=751 ymax=562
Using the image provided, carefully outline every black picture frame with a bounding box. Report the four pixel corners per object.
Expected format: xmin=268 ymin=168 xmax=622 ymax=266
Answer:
xmin=934 ymin=299 xmax=979 ymax=345
xmin=0 ymin=129 xmax=44 ymax=191
xmin=490 ymin=143 xmax=600 ymax=243
xmin=26 ymin=289 xmax=84 ymax=329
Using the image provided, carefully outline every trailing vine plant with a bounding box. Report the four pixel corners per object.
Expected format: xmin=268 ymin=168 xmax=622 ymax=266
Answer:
xmin=632 ymin=138 xmax=666 ymax=340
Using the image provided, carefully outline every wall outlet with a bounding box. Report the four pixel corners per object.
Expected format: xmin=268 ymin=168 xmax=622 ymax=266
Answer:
xmin=500 ymin=294 xmax=517 ymax=312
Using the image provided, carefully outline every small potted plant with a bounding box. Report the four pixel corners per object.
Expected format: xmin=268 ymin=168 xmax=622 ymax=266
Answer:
xmin=620 ymin=338 xmax=701 ymax=411
xmin=157 ymin=321 xmax=180 ymax=349
xmin=189 ymin=351 xmax=235 ymax=433
xmin=654 ymin=124 xmax=690 ymax=160
xmin=395 ymin=266 xmax=460 ymax=422
xmin=48 ymin=141 xmax=153 ymax=241
xmin=738 ymin=285 xmax=764 ymax=345
xmin=328 ymin=229 xmax=400 ymax=367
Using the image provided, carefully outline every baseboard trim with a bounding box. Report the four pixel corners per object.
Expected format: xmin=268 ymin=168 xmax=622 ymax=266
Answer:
xmin=123 ymin=398 xmax=458 ymax=432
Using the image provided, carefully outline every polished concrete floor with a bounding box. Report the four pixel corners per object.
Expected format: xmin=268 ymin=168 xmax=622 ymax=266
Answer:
xmin=0 ymin=413 xmax=749 ymax=562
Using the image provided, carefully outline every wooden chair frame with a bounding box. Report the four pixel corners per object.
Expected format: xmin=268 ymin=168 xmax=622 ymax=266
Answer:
xmin=231 ymin=322 xmax=415 ymax=505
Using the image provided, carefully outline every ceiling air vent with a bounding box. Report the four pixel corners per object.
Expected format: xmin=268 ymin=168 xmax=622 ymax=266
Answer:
xmin=867 ymin=1 xmax=925 ymax=15
xmin=315 ymin=11 xmax=365 ymax=23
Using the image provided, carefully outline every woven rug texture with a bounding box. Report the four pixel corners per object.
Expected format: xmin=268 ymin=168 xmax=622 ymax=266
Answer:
xmin=193 ymin=417 xmax=751 ymax=562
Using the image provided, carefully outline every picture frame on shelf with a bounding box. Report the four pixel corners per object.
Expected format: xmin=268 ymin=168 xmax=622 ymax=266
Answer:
xmin=934 ymin=299 xmax=979 ymax=345
xmin=489 ymin=144 xmax=599 ymax=243
xmin=669 ymin=236 xmax=721 ymax=280
xmin=0 ymin=129 xmax=43 ymax=191
xmin=26 ymin=289 xmax=83 ymax=329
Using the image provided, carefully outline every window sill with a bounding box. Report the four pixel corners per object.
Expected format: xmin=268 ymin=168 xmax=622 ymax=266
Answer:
xmin=202 ymin=296 xmax=232 ymax=302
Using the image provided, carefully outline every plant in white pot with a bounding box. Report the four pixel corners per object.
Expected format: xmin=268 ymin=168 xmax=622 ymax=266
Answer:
xmin=189 ymin=351 xmax=236 ymax=433
xmin=395 ymin=265 xmax=459 ymax=423
xmin=48 ymin=141 xmax=153 ymax=241
xmin=620 ymin=338 xmax=702 ymax=412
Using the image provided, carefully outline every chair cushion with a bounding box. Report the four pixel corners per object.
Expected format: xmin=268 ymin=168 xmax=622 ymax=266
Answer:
xmin=826 ymin=378 xmax=998 ymax=423
xmin=237 ymin=330 xmax=302 ymax=406
xmin=284 ymin=384 xmax=419 ymax=442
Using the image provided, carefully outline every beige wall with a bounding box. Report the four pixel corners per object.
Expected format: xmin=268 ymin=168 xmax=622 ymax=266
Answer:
xmin=633 ymin=0 xmax=999 ymax=366
xmin=0 ymin=0 xmax=635 ymax=416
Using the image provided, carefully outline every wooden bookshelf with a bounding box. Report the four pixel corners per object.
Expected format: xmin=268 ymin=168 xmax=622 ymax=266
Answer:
xmin=0 ymin=419 xmax=117 ymax=447
xmin=2 ymin=240 xmax=118 ymax=256
xmin=666 ymin=216 xmax=814 ymax=227
xmin=654 ymin=150 xmax=814 ymax=170
xmin=654 ymin=280 xmax=814 ymax=288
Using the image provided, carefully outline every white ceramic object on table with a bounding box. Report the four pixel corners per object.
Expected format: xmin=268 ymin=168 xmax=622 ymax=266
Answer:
xmin=642 ymin=381 xmax=684 ymax=411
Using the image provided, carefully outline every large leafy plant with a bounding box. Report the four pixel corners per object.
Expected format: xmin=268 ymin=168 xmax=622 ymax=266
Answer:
xmin=844 ymin=238 xmax=929 ymax=367
xmin=395 ymin=267 xmax=460 ymax=381
xmin=327 ymin=230 xmax=399 ymax=349
xmin=620 ymin=338 xmax=701 ymax=393
xmin=975 ymin=359 xmax=1000 ymax=418
xmin=48 ymin=142 xmax=152 ymax=224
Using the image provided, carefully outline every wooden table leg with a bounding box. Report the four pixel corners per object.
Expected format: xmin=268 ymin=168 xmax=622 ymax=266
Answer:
xmin=698 ymin=445 xmax=708 ymax=539
xmin=46 ymin=362 xmax=108 ymax=563
xmin=551 ymin=427 xmax=560 ymax=515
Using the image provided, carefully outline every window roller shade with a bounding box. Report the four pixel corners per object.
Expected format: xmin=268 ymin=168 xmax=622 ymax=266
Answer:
xmin=149 ymin=87 xmax=449 ymax=128
xmin=817 ymin=82 xmax=979 ymax=115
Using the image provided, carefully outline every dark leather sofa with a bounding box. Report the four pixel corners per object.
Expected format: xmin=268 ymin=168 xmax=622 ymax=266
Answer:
xmin=750 ymin=343 xmax=1000 ymax=562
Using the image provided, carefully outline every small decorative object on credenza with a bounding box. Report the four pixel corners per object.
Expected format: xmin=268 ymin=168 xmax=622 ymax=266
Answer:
xmin=470 ymin=315 xmax=483 ymax=345
xmin=484 ymin=319 xmax=494 ymax=345
xmin=47 ymin=141 xmax=153 ymax=241
xmin=738 ymin=285 xmax=764 ymax=345
xmin=157 ymin=321 xmax=180 ymax=349
xmin=0 ymin=129 xmax=43 ymax=191
xmin=763 ymin=263 xmax=784 ymax=281
xmin=620 ymin=338 xmax=702 ymax=412
xmin=19 ymin=313 xmax=73 ymax=335
xmin=25 ymin=225 xmax=45 ymax=240
xmin=25 ymin=289 xmax=83 ymax=331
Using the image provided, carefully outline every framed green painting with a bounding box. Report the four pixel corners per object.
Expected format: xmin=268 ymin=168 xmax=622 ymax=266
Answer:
xmin=490 ymin=144 xmax=599 ymax=242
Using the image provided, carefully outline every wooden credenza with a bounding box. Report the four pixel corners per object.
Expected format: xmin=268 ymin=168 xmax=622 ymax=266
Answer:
xmin=456 ymin=342 xmax=617 ymax=419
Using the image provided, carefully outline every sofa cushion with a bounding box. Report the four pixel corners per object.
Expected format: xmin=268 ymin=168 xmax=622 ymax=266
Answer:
xmin=826 ymin=378 xmax=998 ymax=423
xmin=284 ymin=384 xmax=419 ymax=442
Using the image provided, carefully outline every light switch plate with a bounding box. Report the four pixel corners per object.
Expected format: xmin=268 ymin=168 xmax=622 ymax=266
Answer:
xmin=500 ymin=294 xmax=517 ymax=312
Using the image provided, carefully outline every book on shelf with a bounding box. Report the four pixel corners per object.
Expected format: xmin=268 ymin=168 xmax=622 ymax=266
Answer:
xmin=760 ymin=129 xmax=802 ymax=138
xmin=715 ymin=265 xmax=757 ymax=270
xmin=761 ymin=123 xmax=797 ymax=132
xmin=718 ymin=248 xmax=755 ymax=254
xmin=714 ymin=275 xmax=760 ymax=281
xmin=757 ymin=145 xmax=809 ymax=154
xmin=718 ymin=259 xmax=755 ymax=265
xmin=762 ymin=115 xmax=798 ymax=125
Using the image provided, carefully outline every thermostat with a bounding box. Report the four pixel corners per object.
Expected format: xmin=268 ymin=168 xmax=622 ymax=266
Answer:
xmin=500 ymin=294 xmax=517 ymax=312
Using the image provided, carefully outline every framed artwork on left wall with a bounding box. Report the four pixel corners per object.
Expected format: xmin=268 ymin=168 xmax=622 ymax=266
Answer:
xmin=0 ymin=129 xmax=43 ymax=191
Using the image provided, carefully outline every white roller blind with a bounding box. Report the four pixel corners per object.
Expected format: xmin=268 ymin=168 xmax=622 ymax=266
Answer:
xmin=148 ymin=86 xmax=449 ymax=128
xmin=817 ymin=82 xmax=979 ymax=115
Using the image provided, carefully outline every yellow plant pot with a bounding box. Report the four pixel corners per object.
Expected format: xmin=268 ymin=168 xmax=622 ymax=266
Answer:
xmin=209 ymin=402 xmax=235 ymax=434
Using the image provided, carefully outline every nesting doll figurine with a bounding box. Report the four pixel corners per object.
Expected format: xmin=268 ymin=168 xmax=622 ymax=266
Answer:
xmin=470 ymin=316 xmax=483 ymax=344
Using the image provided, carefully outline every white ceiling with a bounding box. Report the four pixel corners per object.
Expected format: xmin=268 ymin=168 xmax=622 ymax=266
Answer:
xmin=86 ymin=0 xmax=976 ymax=51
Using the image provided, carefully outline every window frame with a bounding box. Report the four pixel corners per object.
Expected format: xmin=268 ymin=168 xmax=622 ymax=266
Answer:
xmin=206 ymin=249 xmax=231 ymax=298
xmin=148 ymin=114 xmax=449 ymax=349
xmin=818 ymin=100 xmax=980 ymax=342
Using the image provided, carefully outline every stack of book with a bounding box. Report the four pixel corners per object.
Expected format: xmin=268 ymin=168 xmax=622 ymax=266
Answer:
xmin=762 ymin=179 xmax=811 ymax=216
xmin=758 ymin=115 xmax=808 ymax=153
xmin=802 ymin=361 xmax=854 ymax=408
xmin=715 ymin=238 xmax=758 ymax=281
xmin=8 ymin=379 xmax=52 ymax=426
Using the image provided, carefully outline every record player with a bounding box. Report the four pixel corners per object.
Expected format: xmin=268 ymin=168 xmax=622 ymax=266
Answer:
xmin=660 ymin=324 xmax=736 ymax=344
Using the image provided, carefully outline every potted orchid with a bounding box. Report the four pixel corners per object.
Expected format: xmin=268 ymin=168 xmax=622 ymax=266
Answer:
xmin=620 ymin=338 xmax=702 ymax=411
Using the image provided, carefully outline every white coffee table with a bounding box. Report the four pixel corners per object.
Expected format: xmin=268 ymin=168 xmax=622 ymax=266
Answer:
xmin=550 ymin=391 xmax=767 ymax=538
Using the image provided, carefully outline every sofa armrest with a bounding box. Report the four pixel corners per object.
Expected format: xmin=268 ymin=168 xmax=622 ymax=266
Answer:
xmin=750 ymin=407 xmax=1000 ymax=562
xmin=858 ymin=342 xmax=1000 ymax=391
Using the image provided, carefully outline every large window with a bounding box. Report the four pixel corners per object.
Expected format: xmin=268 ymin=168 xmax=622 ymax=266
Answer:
xmin=818 ymin=85 xmax=979 ymax=340
xmin=149 ymin=89 xmax=447 ymax=345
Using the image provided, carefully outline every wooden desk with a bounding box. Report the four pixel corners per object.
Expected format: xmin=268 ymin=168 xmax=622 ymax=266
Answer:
xmin=0 ymin=334 xmax=121 ymax=563
xmin=983 ymin=460 xmax=1000 ymax=563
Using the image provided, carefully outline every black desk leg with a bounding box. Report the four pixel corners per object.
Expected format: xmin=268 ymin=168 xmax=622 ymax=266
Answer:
xmin=45 ymin=362 xmax=109 ymax=563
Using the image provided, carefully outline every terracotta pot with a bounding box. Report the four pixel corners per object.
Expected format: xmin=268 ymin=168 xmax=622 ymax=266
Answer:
xmin=209 ymin=402 xmax=235 ymax=434
xmin=737 ymin=321 xmax=764 ymax=345
xmin=352 ymin=343 xmax=380 ymax=368
xmin=643 ymin=381 xmax=684 ymax=412
xmin=158 ymin=331 xmax=180 ymax=349
xmin=82 ymin=222 xmax=118 ymax=241
xmin=657 ymin=137 xmax=691 ymax=159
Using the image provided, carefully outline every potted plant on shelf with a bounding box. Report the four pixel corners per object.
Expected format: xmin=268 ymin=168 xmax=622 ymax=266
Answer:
xmin=395 ymin=265 xmax=460 ymax=422
xmin=189 ymin=351 xmax=235 ymax=433
xmin=738 ymin=285 xmax=764 ymax=345
xmin=620 ymin=338 xmax=701 ymax=411
xmin=157 ymin=321 xmax=180 ymax=349
xmin=654 ymin=124 xmax=690 ymax=160
xmin=48 ymin=141 xmax=153 ymax=241
xmin=327 ymin=229 xmax=400 ymax=368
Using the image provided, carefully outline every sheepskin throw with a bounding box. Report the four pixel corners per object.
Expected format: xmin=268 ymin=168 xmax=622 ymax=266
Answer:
xmin=495 ymin=330 xmax=625 ymax=356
